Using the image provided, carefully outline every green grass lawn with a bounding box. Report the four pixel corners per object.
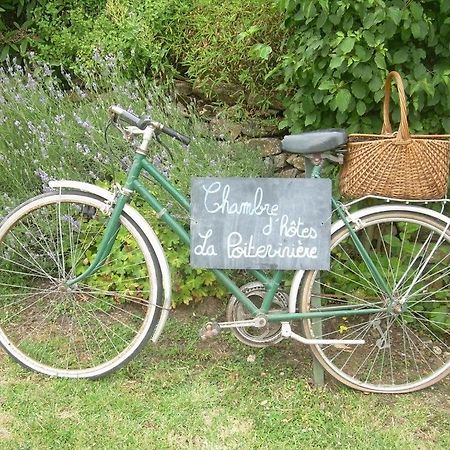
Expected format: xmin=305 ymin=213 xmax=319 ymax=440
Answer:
xmin=1 ymin=303 xmax=449 ymax=450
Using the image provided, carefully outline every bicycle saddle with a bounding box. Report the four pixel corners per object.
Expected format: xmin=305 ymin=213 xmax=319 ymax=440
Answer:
xmin=281 ymin=129 xmax=348 ymax=154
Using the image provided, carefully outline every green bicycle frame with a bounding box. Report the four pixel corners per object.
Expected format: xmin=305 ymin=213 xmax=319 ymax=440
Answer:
xmin=67 ymin=149 xmax=388 ymax=322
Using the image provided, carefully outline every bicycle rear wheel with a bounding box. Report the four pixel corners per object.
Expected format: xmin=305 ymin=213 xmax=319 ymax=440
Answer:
xmin=0 ymin=191 xmax=163 ymax=378
xmin=299 ymin=210 xmax=450 ymax=393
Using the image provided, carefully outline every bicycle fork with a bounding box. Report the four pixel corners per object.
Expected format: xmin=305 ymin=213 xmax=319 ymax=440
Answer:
xmin=64 ymin=157 xmax=147 ymax=287
xmin=64 ymin=192 xmax=128 ymax=287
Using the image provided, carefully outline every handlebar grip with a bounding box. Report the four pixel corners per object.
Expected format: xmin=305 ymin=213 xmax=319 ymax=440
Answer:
xmin=110 ymin=105 xmax=146 ymax=129
xmin=161 ymin=125 xmax=191 ymax=146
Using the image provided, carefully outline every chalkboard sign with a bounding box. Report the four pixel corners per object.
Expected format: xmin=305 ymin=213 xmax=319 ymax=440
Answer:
xmin=190 ymin=177 xmax=331 ymax=270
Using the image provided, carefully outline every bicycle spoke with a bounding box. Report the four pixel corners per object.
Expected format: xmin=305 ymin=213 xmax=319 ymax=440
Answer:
xmin=332 ymin=244 xmax=380 ymax=293
xmin=2 ymin=235 xmax=55 ymax=281
xmin=0 ymin=193 xmax=162 ymax=378
xmin=301 ymin=211 xmax=450 ymax=392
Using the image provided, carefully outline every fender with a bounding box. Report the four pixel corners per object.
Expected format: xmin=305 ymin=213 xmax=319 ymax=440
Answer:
xmin=288 ymin=203 xmax=450 ymax=313
xmin=49 ymin=180 xmax=171 ymax=341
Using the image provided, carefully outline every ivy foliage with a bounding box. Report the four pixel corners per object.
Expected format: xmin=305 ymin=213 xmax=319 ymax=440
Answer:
xmin=277 ymin=0 xmax=450 ymax=134
xmin=0 ymin=0 xmax=44 ymax=60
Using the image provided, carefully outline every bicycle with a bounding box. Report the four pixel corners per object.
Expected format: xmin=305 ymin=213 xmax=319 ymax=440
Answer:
xmin=0 ymin=105 xmax=448 ymax=393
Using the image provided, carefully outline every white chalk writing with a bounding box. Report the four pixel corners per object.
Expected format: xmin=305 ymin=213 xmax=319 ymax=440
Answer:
xmin=203 ymin=182 xmax=279 ymax=216
xmin=193 ymin=229 xmax=217 ymax=256
xmin=227 ymin=232 xmax=318 ymax=260
xmin=191 ymin=177 xmax=330 ymax=269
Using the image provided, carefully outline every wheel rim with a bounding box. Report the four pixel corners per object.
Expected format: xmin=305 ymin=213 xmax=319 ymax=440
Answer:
xmin=0 ymin=193 xmax=158 ymax=378
xmin=301 ymin=211 xmax=450 ymax=392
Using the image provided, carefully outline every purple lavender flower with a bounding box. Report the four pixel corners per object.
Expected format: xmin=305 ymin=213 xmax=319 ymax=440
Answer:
xmin=62 ymin=214 xmax=81 ymax=231
xmin=35 ymin=168 xmax=50 ymax=183
xmin=73 ymin=114 xmax=91 ymax=129
xmin=26 ymin=73 xmax=37 ymax=89
xmin=43 ymin=63 xmax=52 ymax=77
xmin=93 ymin=48 xmax=102 ymax=63
xmin=75 ymin=143 xmax=91 ymax=155
xmin=54 ymin=114 xmax=65 ymax=125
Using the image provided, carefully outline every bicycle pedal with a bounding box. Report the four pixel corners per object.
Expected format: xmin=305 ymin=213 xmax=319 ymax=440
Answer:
xmin=199 ymin=321 xmax=221 ymax=340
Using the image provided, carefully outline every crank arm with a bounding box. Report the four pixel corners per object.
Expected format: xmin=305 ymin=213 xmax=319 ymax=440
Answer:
xmin=281 ymin=323 xmax=365 ymax=346
xmin=200 ymin=316 xmax=267 ymax=340
xmin=218 ymin=316 xmax=267 ymax=329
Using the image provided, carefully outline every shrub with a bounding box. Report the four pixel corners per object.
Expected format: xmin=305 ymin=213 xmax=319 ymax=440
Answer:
xmin=277 ymin=0 xmax=450 ymax=134
xmin=0 ymin=1 xmax=37 ymax=61
xmin=172 ymin=0 xmax=285 ymax=107
xmin=0 ymin=1 xmax=105 ymax=62
xmin=30 ymin=0 xmax=187 ymax=78
xmin=0 ymin=58 xmax=269 ymax=305
xmin=1 ymin=1 xmax=285 ymax=108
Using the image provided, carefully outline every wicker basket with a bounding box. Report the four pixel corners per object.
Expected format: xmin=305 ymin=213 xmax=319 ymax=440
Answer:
xmin=339 ymin=71 xmax=450 ymax=200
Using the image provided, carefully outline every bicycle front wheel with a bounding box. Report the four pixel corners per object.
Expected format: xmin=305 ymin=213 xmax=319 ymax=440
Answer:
xmin=299 ymin=210 xmax=450 ymax=393
xmin=0 ymin=191 xmax=164 ymax=378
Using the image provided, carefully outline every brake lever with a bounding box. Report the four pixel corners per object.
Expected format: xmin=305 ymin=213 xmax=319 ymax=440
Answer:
xmin=155 ymin=133 xmax=174 ymax=161
xmin=104 ymin=119 xmax=113 ymax=144
xmin=104 ymin=118 xmax=129 ymax=145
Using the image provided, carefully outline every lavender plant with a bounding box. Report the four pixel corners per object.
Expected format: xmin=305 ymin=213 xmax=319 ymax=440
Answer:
xmin=0 ymin=55 xmax=269 ymax=305
xmin=0 ymin=54 xmax=267 ymax=206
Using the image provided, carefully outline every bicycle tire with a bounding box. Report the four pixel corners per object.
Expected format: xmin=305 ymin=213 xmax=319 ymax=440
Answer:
xmin=298 ymin=210 xmax=450 ymax=393
xmin=0 ymin=190 xmax=164 ymax=379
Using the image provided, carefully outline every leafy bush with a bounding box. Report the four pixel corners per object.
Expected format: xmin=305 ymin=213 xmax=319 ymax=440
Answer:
xmin=1 ymin=1 xmax=285 ymax=107
xmin=0 ymin=1 xmax=105 ymax=62
xmin=172 ymin=0 xmax=285 ymax=106
xmin=277 ymin=0 xmax=450 ymax=134
xmin=0 ymin=0 xmax=41 ymax=61
xmin=0 ymin=58 xmax=269 ymax=305
xmin=30 ymin=0 xmax=187 ymax=78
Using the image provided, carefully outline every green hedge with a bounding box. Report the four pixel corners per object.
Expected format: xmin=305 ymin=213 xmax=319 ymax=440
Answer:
xmin=0 ymin=1 xmax=105 ymax=61
xmin=171 ymin=0 xmax=284 ymax=105
xmin=2 ymin=1 xmax=449 ymax=130
xmin=277 ymin=0 xmax=450 ymax=134
xmin=0 ymin=1 xmax=283 ymax=106
xmin=29 ymin=0 xmax=188 ymax=78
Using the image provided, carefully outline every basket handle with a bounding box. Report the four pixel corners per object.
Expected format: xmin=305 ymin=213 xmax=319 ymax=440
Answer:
xmin=381 ymin=71 xmax=410 ymax=140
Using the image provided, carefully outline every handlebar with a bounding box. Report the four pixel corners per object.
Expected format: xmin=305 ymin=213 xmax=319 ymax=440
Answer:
xmin=109 ymin=105 xmax=191 ymax=146
xmin=159 ymin=124 xmax=191 ymax=146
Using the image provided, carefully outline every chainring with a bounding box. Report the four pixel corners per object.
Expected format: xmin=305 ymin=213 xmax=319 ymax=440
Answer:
xmin=226 ymin=281 xmax=288 ymax=348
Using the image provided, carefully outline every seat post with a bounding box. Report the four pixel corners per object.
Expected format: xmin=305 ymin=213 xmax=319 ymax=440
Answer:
xmin=307 ymin=153 xmax=323 ymax=178
xmin=304 ymin=158 xmax=325 ymax=386
xmin=311 ymin=162 xmax=323 ymax=178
